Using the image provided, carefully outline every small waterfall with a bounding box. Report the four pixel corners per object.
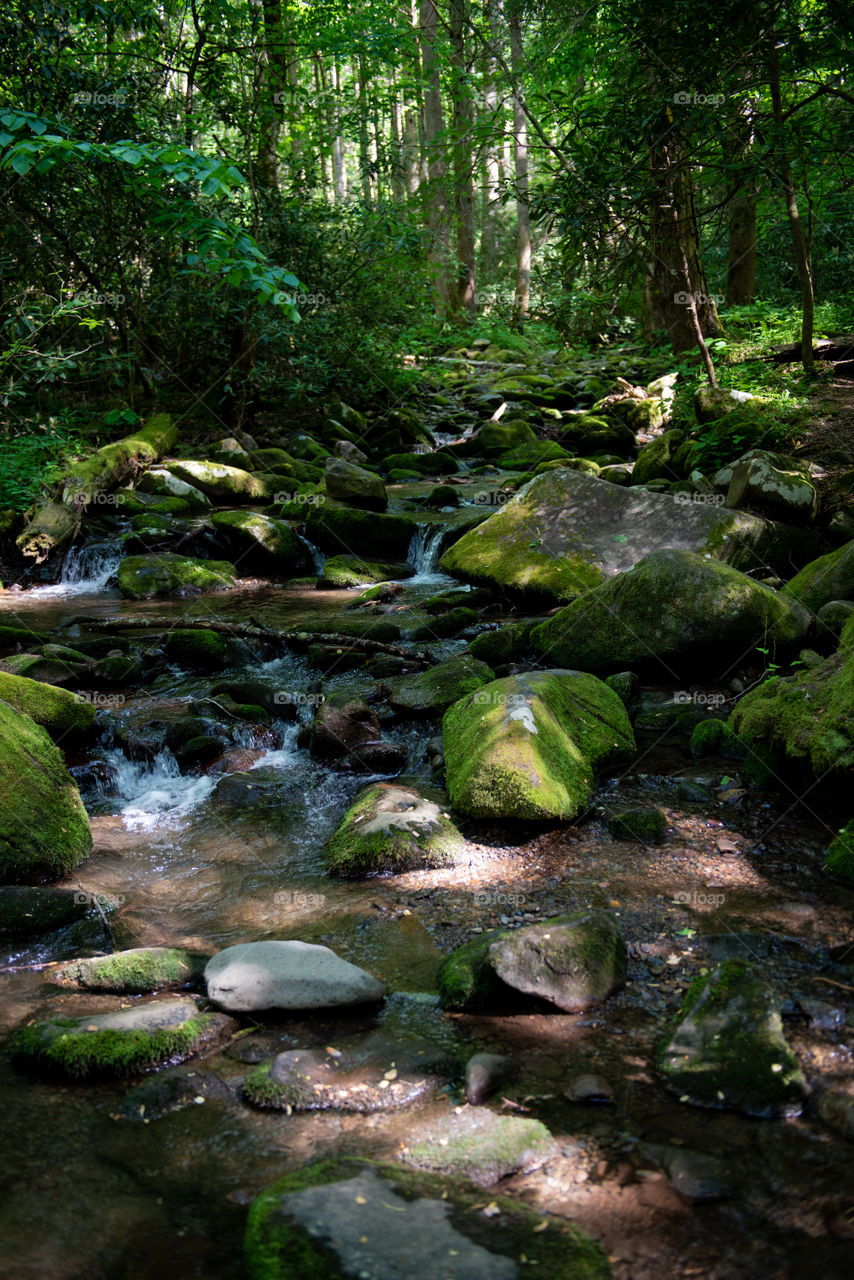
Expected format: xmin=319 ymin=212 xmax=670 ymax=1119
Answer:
xmin=99 ymin=747 xmax=217 ymax=831
xmin=408 ymin=524 xmax=446 ymax=578
xmin=28 ymin=539 xmax=123 ymax=598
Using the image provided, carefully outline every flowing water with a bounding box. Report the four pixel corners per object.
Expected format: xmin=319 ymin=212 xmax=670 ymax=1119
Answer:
xmin=1 ymin=481 xmax=853 ymax=1280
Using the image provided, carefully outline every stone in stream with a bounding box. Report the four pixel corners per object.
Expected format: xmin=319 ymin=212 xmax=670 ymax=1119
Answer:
xmin=245 ymin=1160 xmax=611 ymax=1280
xmin=8 ymin=996 xmax=229 ymax=1079
xmin=816 ymin=1087 xmax=854 ymax=1141
xmin=730 ymin=613 xmax=854 ymax=779
xmin=467 ymin=619 xmax=534 ymax=665
xmin=0 ymin=669 xmax=95 ymax=738
xmin=135 ymin=467 xmax=211 ymax=507
xmin=305 ymin=502 xmax=416 ymax=560
xmin=565 ymin=1074 xmax=614 ymax=1104
xmin=442 ymin=670 xmax=634 ymax=821
xmin=204 ymin=940 xmax=385 ymax=1012
xmin=324 ymin=457 xmax=388 ymax=511
xmin=658 ymin=959 xmax=807 ymax=1117
xmin=333 ymin=439 xmax=368 ymax=464
xmin=465 ymin=1052 xmax=511 ymax=1104
xmin=319 ymin=554 xmax=413 ymax=587
xmin=308 ymin=692 xmax=381 ymax=759
xmin=0 ymin=699 xmax=92 ymax=882
xmin=209 ymin=510 xmax=309 ymax=572
xmin=531 ymin=549 xmax=810 ymax=678
xmin=324 ymin=782 xmax=464 ymax=876
xmin=241 ymin=1041 xmax=441 ymax=1113
xmin=164 ymin=628 xmax=234 ymax=671
xmin=438 ymin=911 xmax=626 ymax=1013
xmin=640 ymin=1143 xmax=732 ymax=1203
xmin=390 ymin=655 xmax=494 ymax=716
xmin=54 ymin=946 xmax=208 ymax=994
xmin=607 ymin=808 xmax=667 ymax=843
xmin=401 ymin=1108 xmax=558 ymax=1186
xmin=478 ymin=417 xmax=537 ymax=453
xmin=0 ymin=885 xmax=92 ymax=937
xmin=116 ymin=553 xmax=237 ymax=599
xmin=166 ymin=459 xmax=270 ymax=502
xmin=118 ymin=1064 xmax=232 ymax=1121
xmin=439 ymin=468 xmax=805 ymax=604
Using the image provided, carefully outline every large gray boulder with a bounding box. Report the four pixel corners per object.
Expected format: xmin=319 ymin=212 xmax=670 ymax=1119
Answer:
xmin=204 ymin=940 xmax=385 ymax=1012
xmin=717 ymin=449 xmax=818 ymax=521
xmin=324 ymin=458 xmax=388 ymax=512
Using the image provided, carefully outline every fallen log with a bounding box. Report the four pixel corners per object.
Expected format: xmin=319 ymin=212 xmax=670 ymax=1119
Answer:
xmin=17 ymin=412 xmax=178 ymax=563
xmin=64 ymin=615 xmax=435 ymax=665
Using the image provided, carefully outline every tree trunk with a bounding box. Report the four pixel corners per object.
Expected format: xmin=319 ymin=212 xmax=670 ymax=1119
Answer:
xmin=390 ymin=87 xmax=408 ymax=201
xmin=479 ymin=0 xmax=502 ymax=277
xmin=508 ymin=9 xmax=530 ymax=325
xmin=420 ymin=0 xmax=453 ymax=314
xmin=449 ymin=0 xmax=477 ymax=315
xmin=357 ymin=55 xmax=374 ymax=203
xmin=768 ymin=42 xmax=814 ymax=371
xmin=255 ymin=0 xmax=289 ymax=191
xmin=332 ymin=61 xmax=347 ymax=202
xmin=724 ymin=96 xmax=758 ymax=305
xmin=313 ymin=54 xmax=331 ymax=198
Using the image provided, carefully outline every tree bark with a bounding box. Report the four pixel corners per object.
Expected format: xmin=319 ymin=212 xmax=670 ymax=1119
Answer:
xmin=508 ymin=9 xmax=530 ymax=325
xmin=449 ymin=0 xmax=477 ymax=315
xmin=420 ymin=0 xmax=453 ymax=314
xmin=479 ymin=0 xmax=502 ymax=277
xmin=724 ymin=96 xmax=758 ymax=305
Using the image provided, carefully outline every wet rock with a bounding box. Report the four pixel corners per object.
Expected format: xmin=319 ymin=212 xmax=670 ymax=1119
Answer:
xmin=721 ymin=449 xmax=818 ymax=521
xmin=658 ymin=959 xmax=807 ymax=1117
xmin=166 ymin=459 xmax=269 ymax=502
xmin=164 ymin=628 xmax=233 ymax=671
xmin=440 ymin=468 xmax=795 ymax=605
xmin=532 ymin=549 xmax=810 ymax=679
xmin=325 ymin=458 xmax=388 ymax=512
xmin=467 ymin=620 xmax=533 ymax=665
xmin=402 ymin=1107 xmax=557 ymax=1186
xmin=479 ymin=418 xmax=537 ymax=453
xmin=54 ymin=947 xmax=208 ymax=993
xmin=0 ymin=885 xmax=91 ymax=937
xmin=391 ymin=655 xmax=494 ymax=716
xmin=344 ymin=740 xmax=408 ymax=774
xmin=816 ymin=1086 xmax=854 ymax=1141
xmin=119 ymin=1065 xmax=232 ymax=1120
xmin=241 ymin=1043 xmax=439 ymax=1113
xmin=0 ymin=699 xmax=92 ymax=882
xmin=333 ymin=439 xmax=368 ymax=464
xmin=640 ymin=1143 xmax=732 ymax=1203
xmin=204 ymin=940 xmax=385 ymax=1013
xmin=116 ymin=553 xmax=237 ymax=599
xmin=244 ymin=1160 xmax=610 ymax=1280
xmin=209 ymin=510 xmax=308 ymax=572
xmin=9 ymin=996 xmax=227 ymax=1079
xmin=607 ymin=808 xmax=667 ymax=843
xmin=604 ymin=670 xmax=638 ymax=707
xmin=565 ymin=1074 xmax=614 ymax=1103
xmin=442 ymin=670 xmax=634 ymax=820
xmin=309 ymin=692 xmax=381 ymax=759
xmin=324 ymin=782 xmax=464 ymax=877
xmin=465 ymin=1052 xmax=510 ymax=1104
xmin=0 ymin=669 xmax=95 ymax=739
xmin=136 ymin=467 xmax=211 ymax=507
xmin=630 ymin=429 xmax=685 ymax=485
xmin=305 ymin=502 xmax=416 ymax=560
xmin=320 ymin=555 xmax=413 ymax=587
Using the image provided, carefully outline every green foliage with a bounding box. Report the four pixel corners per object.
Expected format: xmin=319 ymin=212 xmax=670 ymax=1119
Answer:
xmin=0 ymin=414 xmax=86 ymax=511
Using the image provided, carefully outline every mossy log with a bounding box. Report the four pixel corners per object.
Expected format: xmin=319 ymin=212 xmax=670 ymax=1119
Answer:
xmin=17 ymin=412 xmax=177 ymax=563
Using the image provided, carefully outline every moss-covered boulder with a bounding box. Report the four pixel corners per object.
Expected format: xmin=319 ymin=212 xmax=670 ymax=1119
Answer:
xmin=0 ymin=700 xmax=92 ymax=881
xmin=467 ymin=620 xmax=533 ymax=665
xmin=8 ymin=996 xmax=226 ymax=1080
xmin=309 ymin=693 xmax=380 ymax=760
xmin=478 ymin=418 xmax=537 ymax=454
xmin=729 ymin=620 xmax=854 ymax=777
xmin=164 ymin=628 xmax=232 ymax=670
xmin=241 ymin=1044 xmax=441 ymax=1114
xmin=497 ymin=440 xmax=569 ymax=470
xmin=439 ymin=468 xmax=790 ymax=605
xmin=402 ymin=1109 xmax=558 ymax=1186
xmin=559 ymin=414 xmax=637 ymax=457
xmin=166 ymin=459 xmax=269 ymax=502
xmin=210 ymin=510 xmax=308 ymax=572
xmin=324 ymin=782 xmax=464 ymax=876
xmin=658 ymin=959 xmax=807 ymax=1117
xmin=0 ymin=671 xmax=94 ymax=739
xmin=305 ymin=503 xmax=416 ymax=560
xmin=722 ymin=449 xmax=818 ymax=521
xmin=390 ymin=655 xmax=494 ymax=716
xmin=531 ymin=549 xmax=810 ymax=678
xmin=823 ymin=820 xmax=854 ymax=883
xmin=442 ymin=670 xmax=634 ymax=820
xmin=244 ymin=1158 xmax=611 ymax=1280
xmin=54 ymin=947 xmax=207 ymax=993
xmin=324 ymin=458 xmax=387 ymax=512
xmin=782 ymin=539 xmax=854 ymax=613
xmin=320 ymin=555 xmax=413 ymax=587
xmin=630 ymin=429 xmax=685 ymax=485
xmin=384 ymin=450 xmax=458 ymax=477
xmin=607 ymin=808 xmax=667 ymax=842
xmin=689 ymin=719 xmax=744 ymax=759
xmin=116 ymin=553 xmax=237 ymax=599
xmin=410 ymin=606 xmax=478 ymax=641
xmin=694 ymin=386 xmax=757 ymax=423
xmin=135 ymin=468 xmax=211 ymax=507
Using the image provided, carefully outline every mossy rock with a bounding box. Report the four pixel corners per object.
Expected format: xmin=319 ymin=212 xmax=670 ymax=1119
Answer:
xmin=117 ymin=553 xmax=237 ymax=599
xmin=823 ymin=820 xmax=854 ymax=883
xmin=55 ymin=947 xmax=208 ymax=993
xmin=305 ymin=504 xmax=416 ymax=560
xmin=0 ymin=625 xmax=47 ymax=653
xmin=689 ymin=719 xmax=745 ymax=760
xmin=608 ymin=808 xmax=667 ymax=843
xmin=210 ymin=510 xmax=308 ymax=571
xmin=244 ymin=1158 xmax=611 ymax=1280
xmin=0 ymin=700 xmax=92 ymax=881
xmin=437 ymin=930 xmax=508 ymax=1010
xmin=384 ymin=450 xmax=458 ymax=477
xmin=93 ymin=653 xmax=145 ymax=686
xmin=478 ymin=418 xmax=536 ymax=454
xmin=442 ymin=670 xmax=635 ymax=820
xmin=8 ymin=996 xmax=225 ymax=1080
xmin=324 ymin=782 xmax=464 ymax=877
xmin=630 ymin=429 xmax=686 ymax=485
xmin=0 ymin=671 xmax=95 ymax=739
xmin=164 ymin=629 xmax=232 ymax=670
xmin=390 ymin=655 xmax=494 ymax=716
xmin=0 ymin=885 xmax=91 ymax=938
xmin=320 ymin=555 xmax=413 ymax=587
xmin=402 ymin=1109 xmax=558 ymax=1186
xmin=559 ymin=414 xmax=637 ymax=458
xmin=467 ymin=620 xmax=533 ymax=665
xmin=658 ymin=959 xmax=807 ymax=1117
xmin=136 ymin=467 xmax=211 ymax=507
xmin=531 ymin=549 xmax=810 ymax=679
xmin=167 ymin=459 xmax=269 ymax=502
xmin=497 ymin=440 xmax=568 ymax=470
xmin=387 ymin=467 xmax=423 ymax=483
xmin=781 ymin=539 xmax=854 ymax=613
xmin=410 ymin=606 xmax=478 ymax=641
xmin=324 ymin=458 xmax=388 ymax=512
xmin=626 ymin=397 xmax=666 ymax=433
xmin=423 ymin=586 xmax=495 ymax=614
xmin=424 ymin=484 xmax=460 ymax=508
